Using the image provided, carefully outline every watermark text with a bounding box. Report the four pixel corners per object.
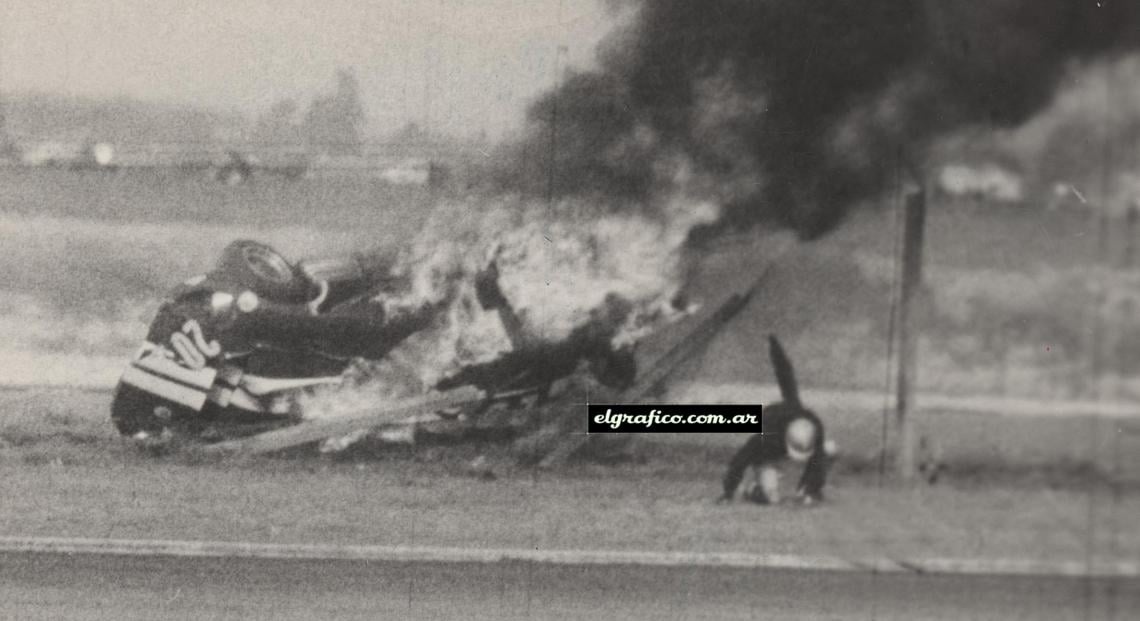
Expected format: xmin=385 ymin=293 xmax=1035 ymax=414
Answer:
xmin=586 ymin=404 xmax=762 ymax=433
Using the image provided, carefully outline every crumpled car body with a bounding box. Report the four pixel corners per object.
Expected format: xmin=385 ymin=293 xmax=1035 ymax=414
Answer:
xmin=110 ymin=239 xmax=637 ymax=448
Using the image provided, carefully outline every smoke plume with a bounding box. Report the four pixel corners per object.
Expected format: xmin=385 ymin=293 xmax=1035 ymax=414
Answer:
xmin=315 ymin=2 xmax=1140 ymax=427
xmin=489 ymin=0 xmax=1140 ymax=238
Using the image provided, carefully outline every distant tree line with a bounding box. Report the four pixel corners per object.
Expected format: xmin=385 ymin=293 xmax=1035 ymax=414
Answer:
xmin=252 ymin=69 xmax=366 ymax=156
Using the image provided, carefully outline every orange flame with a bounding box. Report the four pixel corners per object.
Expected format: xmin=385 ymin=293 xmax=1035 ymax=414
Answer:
xmin=301 ymin=195 xmax=717 ymax=420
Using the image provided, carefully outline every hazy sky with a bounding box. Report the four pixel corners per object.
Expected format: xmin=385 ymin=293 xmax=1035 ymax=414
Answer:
xmin=0 ymin=0 xmax=617 ymax=137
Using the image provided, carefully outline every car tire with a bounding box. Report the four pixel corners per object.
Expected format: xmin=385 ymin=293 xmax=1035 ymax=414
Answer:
xmin=110 ymin=382 xmax=198 ymax=437
xmin=217 ymin=240 xmax=309 ymax=302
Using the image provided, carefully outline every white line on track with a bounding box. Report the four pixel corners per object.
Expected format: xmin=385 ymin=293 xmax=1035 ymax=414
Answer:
xmin=0 ymin=536 xmax=1135 ymax=578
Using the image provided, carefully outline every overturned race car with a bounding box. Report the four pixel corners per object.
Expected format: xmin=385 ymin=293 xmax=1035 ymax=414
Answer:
xmin=110 ymin=239 xmax=641 ymax=453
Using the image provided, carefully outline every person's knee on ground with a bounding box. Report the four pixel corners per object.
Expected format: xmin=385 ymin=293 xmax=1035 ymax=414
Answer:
xmin=744 ymin=466 xmax=781 ymax=505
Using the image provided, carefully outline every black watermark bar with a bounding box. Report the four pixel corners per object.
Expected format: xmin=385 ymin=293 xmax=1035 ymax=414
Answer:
xmin=587 ymin=404 xmax=763 ymax=433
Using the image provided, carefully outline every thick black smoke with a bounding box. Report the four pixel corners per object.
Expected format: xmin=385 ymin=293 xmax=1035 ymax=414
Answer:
xmin=490 ymin=0 xmax=1140 ymax=239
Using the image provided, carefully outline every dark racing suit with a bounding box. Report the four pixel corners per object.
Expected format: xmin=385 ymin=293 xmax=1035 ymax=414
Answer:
xmin=721 ymin=403 xmax=830 ymax=503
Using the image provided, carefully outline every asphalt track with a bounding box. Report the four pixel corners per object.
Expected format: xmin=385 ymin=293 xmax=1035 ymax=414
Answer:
xmin=2 ymin=551 xmax=1137 ymax=620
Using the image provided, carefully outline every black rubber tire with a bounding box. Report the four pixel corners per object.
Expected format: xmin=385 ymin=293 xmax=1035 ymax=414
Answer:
xmin=216 ymin=239 xmax=310 ymax=302
xmin=109 ymin=382 xmax=199 ymax=437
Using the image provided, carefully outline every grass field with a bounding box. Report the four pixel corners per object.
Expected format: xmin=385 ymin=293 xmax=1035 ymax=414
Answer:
xmin=0 ymin=170 xmax=1137 ymax=557
xmin=1 ymin=168 xmax=1138 ymax=471
xmin=3 ymin=167 xmax=1134 ymax=397
xmin=0 ymin=168 xmax=436 ymax=356
xmin=0 ymin=388 xmax=1136 ymax=563
xmin=661 ymin=206 xmax=1140 ymax=408
xmin=0 ymin=166 xmax=437 ymax=230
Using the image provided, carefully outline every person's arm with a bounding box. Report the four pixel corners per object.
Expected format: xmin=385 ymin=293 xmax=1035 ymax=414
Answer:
xmin=474 ymin=259 xmax=528 ymax=350
xmin=720 ymin=434 xmax=763 ymax=502
xmin=796 ymin=446 xmax=830 ymax=502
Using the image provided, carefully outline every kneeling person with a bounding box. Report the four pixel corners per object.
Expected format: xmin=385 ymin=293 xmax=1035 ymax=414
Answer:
xmin=718 ymin=336 xmax=837 ymax=505
xmin=720 ymin=406 xmax=835 ymax=504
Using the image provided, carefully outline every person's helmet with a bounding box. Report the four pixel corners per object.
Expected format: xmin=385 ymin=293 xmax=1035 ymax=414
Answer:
xmin=785 ymin=417 xmax=818 ymax=463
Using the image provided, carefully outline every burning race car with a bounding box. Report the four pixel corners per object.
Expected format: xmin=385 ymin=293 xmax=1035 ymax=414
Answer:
xmin=110 ymin=239 xmax=639 ymax=449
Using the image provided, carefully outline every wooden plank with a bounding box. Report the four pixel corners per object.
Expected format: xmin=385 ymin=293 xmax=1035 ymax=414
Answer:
xmin=203 ymin=386 xmax=485 ymax=455
xmin=625 ymin=290 xmax=754 ymax=400
xmin=537 ymin=260 xmax=781 ymax=468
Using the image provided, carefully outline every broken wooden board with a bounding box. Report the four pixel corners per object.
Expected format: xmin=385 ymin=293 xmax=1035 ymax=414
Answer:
xmin=536 ymin=260 xmax=780 ymax=469
xmin=201 ymin=386 xmax=485 ymax=455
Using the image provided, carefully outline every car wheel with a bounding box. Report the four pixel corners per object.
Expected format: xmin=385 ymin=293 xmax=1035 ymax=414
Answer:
xmin=110 ymin=382 xmax=198 ymax=437
xmin=217 ymin=240 xmax=309 ymax=302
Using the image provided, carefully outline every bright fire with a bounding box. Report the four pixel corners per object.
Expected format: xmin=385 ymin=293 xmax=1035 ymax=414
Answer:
xmin=301 ymin=195 xmax=718 ymax=420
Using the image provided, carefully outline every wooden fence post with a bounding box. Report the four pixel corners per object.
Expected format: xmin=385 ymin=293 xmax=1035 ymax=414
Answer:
xmin=896 ymin=189 xmax=927 ymax=480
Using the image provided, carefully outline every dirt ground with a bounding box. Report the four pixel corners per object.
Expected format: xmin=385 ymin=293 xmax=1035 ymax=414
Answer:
xmin=1 ymin=388 xmax=1136 ymax=565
